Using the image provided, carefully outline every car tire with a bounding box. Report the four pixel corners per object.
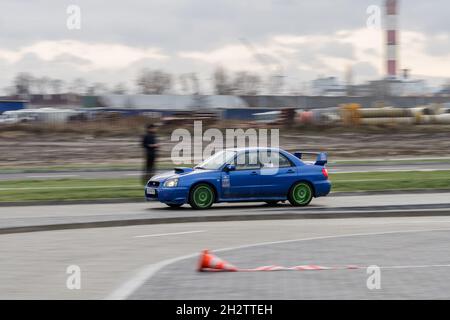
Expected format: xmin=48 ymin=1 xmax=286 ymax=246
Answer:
xmin=264 ymin=201 xmax=279 ymax=206
xmin=166 ymin=203 xmax=183 ymax=208
xmin=288 ymin=182 xmax=313 ymax=206
xmin=189 ymin=183 xmax=215 ymax=209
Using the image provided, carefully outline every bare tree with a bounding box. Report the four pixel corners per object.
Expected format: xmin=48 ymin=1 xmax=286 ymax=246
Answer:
xmin=14 ymin=72 xmax=34 ymax=95
xmin=50 ymin=79 xmax=64 ymax=94
xmin=136 ymin=69 xmax=172 ymax=94
xmin=70 ymin=78 xmax=87 ymax=95
xmin=190 ymin=73 xmax=200 ymax=95
xmin=267 ymin=71 xmax=285 ymax=95
xmin=213 ymin=67 xmax=233 ymax=95
xmin=179 ymin=74 xmax=190 ymax=94
xmin=86 ymin=82 xmax=108 ymax=95
xmin=3 ymin=85 xmax=16 ymax=96
xmin=112 ymin=83 xmax=128 ymax=94
xmin=33 ymin=76 xmax=52 ymax=95
xmin=231 ymin=71 xmax=261 ymax=95
xmin=179 ymin=73 xmax=200 ymax=95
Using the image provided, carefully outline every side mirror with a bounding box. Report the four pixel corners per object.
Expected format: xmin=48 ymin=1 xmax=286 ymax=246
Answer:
xmin=224 ymin=164 xmax=236 ymax=172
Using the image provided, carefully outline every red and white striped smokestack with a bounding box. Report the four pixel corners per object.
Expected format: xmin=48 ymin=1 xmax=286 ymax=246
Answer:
xmin=385 ymin=0 xmax=398 ymax=78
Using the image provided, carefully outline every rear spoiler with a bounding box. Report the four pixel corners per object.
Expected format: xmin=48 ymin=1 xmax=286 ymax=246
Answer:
xmin=293 ymin=152 xmax=328 ymax=166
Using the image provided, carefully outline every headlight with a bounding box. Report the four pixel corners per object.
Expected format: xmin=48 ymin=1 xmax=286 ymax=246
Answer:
xmin=164 ymin=178 xmax=178 ymax=187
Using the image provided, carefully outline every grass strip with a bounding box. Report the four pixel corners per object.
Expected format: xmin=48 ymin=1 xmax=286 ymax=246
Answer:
xmin=0 ymin=170 xmax=449 ymax=202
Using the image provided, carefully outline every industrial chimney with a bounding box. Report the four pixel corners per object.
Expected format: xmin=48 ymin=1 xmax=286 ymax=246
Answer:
xmin=385 ymin=0 xmax=398 ymax=79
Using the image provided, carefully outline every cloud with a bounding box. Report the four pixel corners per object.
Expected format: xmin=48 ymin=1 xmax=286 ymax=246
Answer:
xmin=425 ymin=34 xmax=450 ymax=56
xmin=0 ymin=0 xmax=449 ymax=91
xmin=320 ymin=42 xmax=355 ymax=59
xmin=352 ymin=61 xmax=378 ymax=79
xmin=52 ymin=53 xmax=92 ymax=66
xmin=179 ymin=45 xmax=256 ymax=71
xmin=179 ymin=29 xmax=375 ymax=81
xmin=391 ymin=31 xmax=450 ymax=79
xmin=0 ymin=40 xmax=167 ymax=70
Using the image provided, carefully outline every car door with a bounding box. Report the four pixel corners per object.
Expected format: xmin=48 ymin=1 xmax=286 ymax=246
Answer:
xmin=259 ymin=151 xmax=297 ymax=197
xmin=225 ymin=151 xmax=261 ymax=199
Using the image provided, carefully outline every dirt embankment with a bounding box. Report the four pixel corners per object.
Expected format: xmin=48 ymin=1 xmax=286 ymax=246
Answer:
xmin=1 ymin=128 xmax=450 ymax=167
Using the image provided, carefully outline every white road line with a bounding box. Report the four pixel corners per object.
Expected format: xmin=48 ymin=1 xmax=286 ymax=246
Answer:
xmin=105 ymin=227 xmax=450 ymax=300
xmin=124 ymin=173 xmax=141 ymax=176
xmin=134 ymin=230 xmax=206 ymax=238
xmin=27 ymin=174 xmax=79 ymax=178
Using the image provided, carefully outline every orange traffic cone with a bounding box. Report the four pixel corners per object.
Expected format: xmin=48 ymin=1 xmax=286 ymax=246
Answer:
xmin=197 ymin=249 xmax=238 ymax=272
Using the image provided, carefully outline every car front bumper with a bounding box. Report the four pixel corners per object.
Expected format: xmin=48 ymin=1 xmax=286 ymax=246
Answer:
xmin=145 ymin=186 xmax=189 ymax=204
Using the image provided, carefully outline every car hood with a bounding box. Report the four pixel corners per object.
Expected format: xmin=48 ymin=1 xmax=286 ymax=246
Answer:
xmin=150 ymin=167 xmax=216 ymax=183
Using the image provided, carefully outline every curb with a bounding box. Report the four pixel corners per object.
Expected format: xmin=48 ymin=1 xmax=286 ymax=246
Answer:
xmin=2 ymin=208 xmax=450 ymax=235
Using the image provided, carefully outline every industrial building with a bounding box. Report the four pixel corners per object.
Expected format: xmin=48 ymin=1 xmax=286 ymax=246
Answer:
xmin=0 ymin=100 xmax=27 ymax=114
xmin=97 ymin=94 xmax=277 ymax=120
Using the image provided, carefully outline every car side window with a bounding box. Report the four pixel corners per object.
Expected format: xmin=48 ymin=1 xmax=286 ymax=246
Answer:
xmin=234 ymin=151 xmax=260 ymax=170
xmin=260 ymin=152 xmax=292 ymax=168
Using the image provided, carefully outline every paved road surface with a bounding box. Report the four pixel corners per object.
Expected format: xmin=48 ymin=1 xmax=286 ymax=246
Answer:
xmin=1 ymin=191 xmax=450 ymax=299
xmin=1 ymin=217 xmax=450 ymax=299
xmin=1 ymin=161 xmax=450 ymax=180
xmin=1 ymin=192 xmax=450 ymax=230
xmin=132 ymin=229 xmax=450 ymax=300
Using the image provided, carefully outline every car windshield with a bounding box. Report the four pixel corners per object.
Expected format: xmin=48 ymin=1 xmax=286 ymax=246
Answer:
xmin=195 ymin=150 xmax=237 ymax=170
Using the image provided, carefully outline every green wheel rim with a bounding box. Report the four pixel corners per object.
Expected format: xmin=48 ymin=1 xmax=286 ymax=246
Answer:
xmin=193 ymin=185 xmax=214 ymax=208
xmin=292 ymin=183 xmax=312 ymax=205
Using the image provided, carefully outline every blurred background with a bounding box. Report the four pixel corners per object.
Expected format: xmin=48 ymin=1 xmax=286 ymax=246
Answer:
xmin=2 ymin=0 xmax=450 ymax=301
xmin=0 ymin=0 xmax=449 ymax=200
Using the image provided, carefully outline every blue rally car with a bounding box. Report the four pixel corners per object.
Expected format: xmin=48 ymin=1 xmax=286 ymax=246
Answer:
xmin=145 ymin=148 xmax=331 ymax=209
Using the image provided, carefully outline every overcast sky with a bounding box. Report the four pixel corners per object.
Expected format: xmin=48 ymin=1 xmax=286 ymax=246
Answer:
xmin=0 ymin=0 xmax=448 ymax=94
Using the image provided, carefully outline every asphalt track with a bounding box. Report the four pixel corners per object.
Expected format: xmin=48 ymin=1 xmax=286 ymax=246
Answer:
xmin=1 ymin=161 xmax=450 ymax=180
xmin=0 ymin=190 xmax=450 ymax=299
xmin=131 ymin=228 xmax=450 ymax=300
xmin=1 ymin=217 xmax=450 ymax=299
xmin=1 ymin=191 xmax=450 ymax=232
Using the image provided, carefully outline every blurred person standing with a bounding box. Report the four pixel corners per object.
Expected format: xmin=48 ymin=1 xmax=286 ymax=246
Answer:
xmin=142 ymin=124 xmax=159 ymax=184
